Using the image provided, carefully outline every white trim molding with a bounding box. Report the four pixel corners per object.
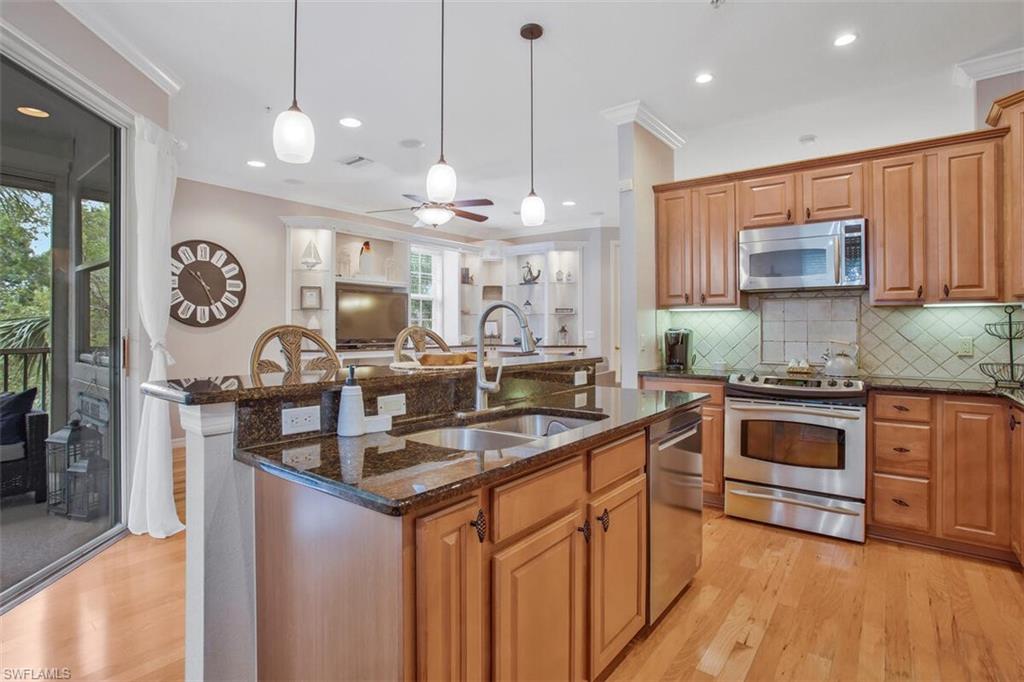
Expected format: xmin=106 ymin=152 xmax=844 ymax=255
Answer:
xmin=55 ymin=0 xmax=183 ymax=96
xmin=601 ymin=100 xmax=686 ymax=150
xmin=281 ymin=215 xmax=480 ymax=253
xmin=953 ymin=47 xmax=1024 ymax=87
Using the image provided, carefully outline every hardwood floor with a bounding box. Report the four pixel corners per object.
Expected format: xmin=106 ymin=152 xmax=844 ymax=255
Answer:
xmin=2 ymin=507 xmax=1020 ymax=681
xmin=611 ymin=509 xmax=1024 ymax=682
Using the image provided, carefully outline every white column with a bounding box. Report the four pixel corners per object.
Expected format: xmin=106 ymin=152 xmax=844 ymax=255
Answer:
xmin=179 ymin=402 xmax=256 ymax=682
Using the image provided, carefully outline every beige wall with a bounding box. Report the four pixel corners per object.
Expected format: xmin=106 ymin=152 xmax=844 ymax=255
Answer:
xmin=1 ymin=0 xmax=169 ymax=126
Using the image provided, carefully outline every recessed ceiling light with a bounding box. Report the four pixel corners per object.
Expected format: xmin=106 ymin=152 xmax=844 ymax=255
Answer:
xmin=695 ymin=73 xmax=713 ymax=84
xmin=399 ymin=138 xmax=425 ymax=149
xmin=17 ymin=106 xmax=49 ymax=118
xmin=284 ymin=178 xmax=304 ymax=185
xmin=798 ymin=134 xmax=818 ymax=145
xmin=339 ymin=117 xmax=362 ymax=128
xmin=833 ymin=33 xmax=857 ymax=47
xmin=246 ymin=160 xmax=267 ymax=168
xmin=561 ymin=200 xmax=576 ymax=207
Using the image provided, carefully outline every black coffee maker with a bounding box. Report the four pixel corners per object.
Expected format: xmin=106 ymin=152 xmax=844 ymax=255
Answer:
xmin=664 ymin=328 xmax=692 ymax=371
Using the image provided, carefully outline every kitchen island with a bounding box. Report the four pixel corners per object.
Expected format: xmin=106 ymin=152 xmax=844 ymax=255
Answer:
xmin=142 ymin=354 xmax=708 ymax=681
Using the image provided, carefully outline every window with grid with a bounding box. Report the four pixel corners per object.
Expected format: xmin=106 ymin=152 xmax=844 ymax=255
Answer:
xmin=409 ymin=248 xmax=442 ymax=332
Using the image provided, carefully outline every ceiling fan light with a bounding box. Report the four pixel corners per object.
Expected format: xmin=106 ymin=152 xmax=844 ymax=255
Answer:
xmin=426 ymin=161 xmax=457 ymax=203
xmin=273 ymin=105 xmax=315 ymax=164
xmin=520 ymin=193 xmax=545 ymax=227
xmin=415 ymin=205 xmax=455 ymax=227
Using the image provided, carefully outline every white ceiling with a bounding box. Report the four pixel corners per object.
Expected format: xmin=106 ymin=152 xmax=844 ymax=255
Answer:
xmin=62 ymin=1 xmax=1023 ymax=238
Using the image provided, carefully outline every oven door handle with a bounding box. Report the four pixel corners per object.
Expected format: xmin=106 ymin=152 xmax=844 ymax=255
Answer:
xmin=730 ymin=488 xmax=860 ymax=516
xmin=729 ymin=404 xmax=861 ymax=421
xmin=657 ymin=426 xmax=700 ymax=451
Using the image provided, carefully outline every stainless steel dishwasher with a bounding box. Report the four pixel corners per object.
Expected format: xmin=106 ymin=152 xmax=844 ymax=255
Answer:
xmin=648 ymin=407 xmax=703 ymax=625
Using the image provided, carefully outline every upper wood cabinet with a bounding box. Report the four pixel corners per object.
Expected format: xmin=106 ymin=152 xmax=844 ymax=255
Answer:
xmin=588 ymin=475 xmax=647 ymax=677
xmin=696 ymin=182 xmax=739 ymax=306
xmin=934 ymin=141 xmax=1001 ymax=301
xmin=415 ymin=496 xmax=484 ymax=681
xmin=738 ymin=174 xmax=795 ymax=228
xmin=802 ymin=163 xmax=866 ymax=222
xmin=492 ymin=511 xmax=586 ymax=681
xmin=1011 ymin=407 xmax=1023 ymax=564
xmin=988 ymin=91 xmax=1024 ymax=300
xmin=870 ymin=154 xmax=926 ymax=303
xmin=655 ymin=189 xmax=695 ymax=307
xmin=939 ymin=398 xmax=1011 ymax=549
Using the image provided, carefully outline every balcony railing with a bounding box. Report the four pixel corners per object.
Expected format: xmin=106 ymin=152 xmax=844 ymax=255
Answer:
xmin=1 ymin=347 xmax=50 ymax=411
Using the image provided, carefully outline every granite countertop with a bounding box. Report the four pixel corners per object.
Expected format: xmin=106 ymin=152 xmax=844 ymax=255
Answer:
xmin=142 ymin=353 xmax=601 ymax=405
xmin=639 ymin=367 xmax=1024 ymax=407
xmin=235 ymin=385 xmax=708 ymax=516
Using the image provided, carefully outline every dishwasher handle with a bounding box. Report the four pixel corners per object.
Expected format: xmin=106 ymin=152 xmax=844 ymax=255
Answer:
xmin=656 ymin=426 xmax=700 ymax=451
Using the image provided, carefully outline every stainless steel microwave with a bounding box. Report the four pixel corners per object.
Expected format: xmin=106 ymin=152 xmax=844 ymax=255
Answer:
xmin=738 ymin=219 xmax=867 ymax=292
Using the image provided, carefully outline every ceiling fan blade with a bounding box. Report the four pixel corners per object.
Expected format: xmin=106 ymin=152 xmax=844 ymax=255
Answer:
xmin=450 ymin=198 xmax=494 ymax=208
xmin=452 ymin=209 xmax=488 ymax=222
xmin=367 ymin=207 xmax=414 ymax=214
xmin=402 ymin=193 xmax=428 ymax=204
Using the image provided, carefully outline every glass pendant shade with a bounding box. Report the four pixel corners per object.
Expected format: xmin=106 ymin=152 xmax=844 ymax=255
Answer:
xmin=520 ymin=192 xmax=545 ymax=227
xmin=273 ymin=105 xmax=315 ymax=164
xmin=426 ymin=161 xmax=457 ymax=203
xmin=415 ymin=205 xmax=455 ymax=226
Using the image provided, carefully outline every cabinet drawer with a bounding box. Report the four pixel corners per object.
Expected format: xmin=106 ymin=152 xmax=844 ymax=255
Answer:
xmin=873 ymin=421 xmax=932 ymax=477
xmin=491 ymin=456 xmax=586 ymax=544
xmin=589 ymin=432 xmax=646 ymax=493
xmin=873 ymin=393 xmax=933 ymax=423
xmin=639 ymin=378 xmax=724 ymax=406
xmin=872 ymin=474 xmax=931 ymax=533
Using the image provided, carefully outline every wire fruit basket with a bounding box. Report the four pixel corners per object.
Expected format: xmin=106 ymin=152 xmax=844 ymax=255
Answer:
xmin=978 ymin=305 xmax=1024 ymax=388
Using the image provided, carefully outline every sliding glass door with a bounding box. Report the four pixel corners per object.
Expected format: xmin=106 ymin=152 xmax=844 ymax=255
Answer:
xmin=0 ymin=56 xmax=122 ymax=609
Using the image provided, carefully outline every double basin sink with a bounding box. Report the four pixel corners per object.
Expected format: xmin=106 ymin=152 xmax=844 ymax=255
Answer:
xmin=406 ymin=411 xmax=607 ymax=452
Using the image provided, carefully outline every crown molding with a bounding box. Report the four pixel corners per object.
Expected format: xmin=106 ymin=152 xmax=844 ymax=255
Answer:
xmin=56 ymin=0 xmax=183 ymax=96
xmin=953 ymin=47 xmax=1024 ymax=87
xmin=601 ymin=100 xmax=686 ymax=150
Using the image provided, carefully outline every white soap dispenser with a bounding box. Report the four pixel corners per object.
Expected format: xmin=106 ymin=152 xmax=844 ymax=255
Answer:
xmin=337 ymin=365 xmax=366 ymax=437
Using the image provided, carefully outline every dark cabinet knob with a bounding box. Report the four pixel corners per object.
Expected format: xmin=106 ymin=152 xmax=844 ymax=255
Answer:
xmin=894 ymin=405 xmax=910 ymax=412
xmin=943 ymin=284 xmax=950 ymax=297
xmin=806 ymin=207 xmax=811 ymax=221
xmin=786 ymin=209 xmax=792 ymax=221
xmin=597 ymin=508 xmax=610 ymax=532
xmin=468 ymin=509 xmax=487 ymax=543
xmin=917 ymin=285 xmax=923 ymax=299
xmin=893 ymin=447 xmax=911 ymax=453
xmin=577 ymin=519 xmax=591 ymax=543
xmin=684 ymin=293 xmax=689 ymax=304
xmin=1011 ymin=415 xmax=1020 ymax=431
xmin=892 ymin=498 xmax=910 ymax=508
xmin=700 ymin=293 xmax=706 ymax=304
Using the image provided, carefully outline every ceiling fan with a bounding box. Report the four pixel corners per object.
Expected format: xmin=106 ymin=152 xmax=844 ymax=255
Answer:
xmin=368 ymin=193 xmax=493 ymax=228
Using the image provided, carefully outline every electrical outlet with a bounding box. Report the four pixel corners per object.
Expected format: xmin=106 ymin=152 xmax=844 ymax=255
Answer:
xmin=575 ymin=392 xmax=588 ymax=408
xmin=377 ymin=393 xmax=407 ymax=417
xmin=281 ymin=405 xmax=320 ymax=435
xmin=574 ymin=370 xmax=588 ymax=386
xmin=957 ymin=336 xmax=974 ymax=357
xmin=282 ymin=444 xmax=321 ymax=470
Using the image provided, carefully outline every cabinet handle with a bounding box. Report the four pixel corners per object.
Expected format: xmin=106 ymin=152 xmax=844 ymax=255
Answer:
xmin=468 ymin=509 xmax=487 ymax=543
xmin=943 ymin=284 xmax=950 ymax=297
xmin=893 ymin=405 xmax=910 ymax=412
xmin=1011 ymin=414 xmax=1020 ymax=431
xmin=700 ymin=293 xmax=706 ymax=304
xmin=917 ymin=285 xmax=923 ymax=299
xmin=892 ymin=498 xmax=910 ymax=508
xmin=786 ymin=209 xmax=792 ymax=221
xmin=684 ymin=293 xmax=689 ymax=304
xmin=577 ymin=519 xmax=592 ymax=543
xmin=893 ymin=446 xmax=911 ymax=453
xmin=806 ymin=207 xmax=811 ymax=221
xmin=597 ymin=508 xmax=610 ymax=532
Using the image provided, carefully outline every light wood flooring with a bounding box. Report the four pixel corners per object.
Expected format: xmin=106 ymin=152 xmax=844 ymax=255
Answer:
xmin=2 ymin=507 xmax=1021 ymax=681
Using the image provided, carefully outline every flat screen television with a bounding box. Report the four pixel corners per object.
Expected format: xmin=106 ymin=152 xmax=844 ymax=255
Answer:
xmin=335 ymin=283 xmax=409 ymax=347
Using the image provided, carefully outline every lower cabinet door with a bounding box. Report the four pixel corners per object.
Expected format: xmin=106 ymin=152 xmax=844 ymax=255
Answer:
xmin=415 ymin=497 xmax=484 ymax=681
xmin=702 ymin=405 xmax=725 ymax=496
xmin=589 ymin=475 xmax=647 ymax=677
xmin=492 ymin=510 xmax=586 ymax=681
xmin=1011 ymin=407 xmax=1024 ymax=563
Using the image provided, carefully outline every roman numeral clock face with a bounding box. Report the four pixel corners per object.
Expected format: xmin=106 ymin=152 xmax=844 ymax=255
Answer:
xmin=170 ymin=240 xmax=246 ymax=327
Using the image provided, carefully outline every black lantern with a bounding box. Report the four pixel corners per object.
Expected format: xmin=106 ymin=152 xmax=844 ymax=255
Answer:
xmin=45 ymin=419 xmax=104 ymax=517
xmin=67 ymin=455 xmax=110 ymax=521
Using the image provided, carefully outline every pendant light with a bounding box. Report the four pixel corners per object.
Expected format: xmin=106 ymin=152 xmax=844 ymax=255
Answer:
xmin=425 ymin=0 xmax=457 ymax=203
xmin=273 ymin=0 xmax=315 ymax=164
xmin=520 ymin=23 xmax=545 ymax=227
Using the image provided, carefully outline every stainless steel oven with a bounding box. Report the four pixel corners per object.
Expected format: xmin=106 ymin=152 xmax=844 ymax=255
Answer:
xmin=738 ymin=219 xmax=866 ymax=292
xmin=723 ymin=377 xmax=867 ymax=542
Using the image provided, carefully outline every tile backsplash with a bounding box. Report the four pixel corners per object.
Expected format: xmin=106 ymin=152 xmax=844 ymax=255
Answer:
xmin=661 ymin=293 xmax=1020 ymax=382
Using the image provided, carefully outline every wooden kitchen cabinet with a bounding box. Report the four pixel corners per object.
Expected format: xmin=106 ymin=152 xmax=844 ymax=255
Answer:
xmin=656 ymin=189 xmax=696 ymax=307
xmin=1010 ymin=407 xmax=1023 ymax=563
xmin=492 ymin=510 xmax=586 ymax=682
xmin=988 ymin=91 xmax=1024 ymax=299
xmin=738 ymin=173 xmax=795 ymax=228
xmin=696 ymin=182 xmax=739 ymax=306
xmin=939 ymin=398 xmax=1011 ymax=548
xmin=802 ymin=162 xmax=866 ymax=222
xmin=588 ymin=475 xmax=647 ymax=677
xmin=415 ymin=497 xmax=484 ymax=681
xmin=870 ymin=154 xmax=927 ymax=303
xmin=934 ymin=141 xmax=1001 ymax=301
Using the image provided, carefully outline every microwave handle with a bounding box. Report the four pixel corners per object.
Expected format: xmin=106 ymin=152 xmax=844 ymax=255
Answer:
xmin=834 ymin=235 xmax=841 ymax=285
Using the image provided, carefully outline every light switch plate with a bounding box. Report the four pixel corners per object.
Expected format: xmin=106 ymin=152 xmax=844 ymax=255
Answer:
xmin=575 ymin=392 xmax=588 ymax=408
xmin=282 ymin=405 xmax=320 ymax=435
xmin=574 ymin=370 xmax=588 ymax=386
xmin=377 ymin=393 xmax=407 ymax=417
xmin=957 ymin=336 xmax=974 ymax=357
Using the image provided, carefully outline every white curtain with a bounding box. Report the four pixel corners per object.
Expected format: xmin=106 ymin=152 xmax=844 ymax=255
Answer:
xmin=127 ymin=116 xmax=184 ymax=538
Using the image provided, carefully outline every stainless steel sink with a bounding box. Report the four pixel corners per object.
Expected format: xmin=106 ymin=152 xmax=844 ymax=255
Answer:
xmin=406 ymin=427 xmax=537 ymax=452
xmin=470 ymin=413 xmax=600 ymax=438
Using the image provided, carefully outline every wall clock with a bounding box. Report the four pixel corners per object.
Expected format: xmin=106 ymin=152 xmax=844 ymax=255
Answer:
xmin=170 ymin=240 xmax=246 ymax=327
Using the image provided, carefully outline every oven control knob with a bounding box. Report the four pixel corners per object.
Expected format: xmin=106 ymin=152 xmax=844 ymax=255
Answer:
xmin=827 ymin=379 xmax=838 ymax=387
xmin=843 ymin=379 xmax=854 ymax=388
xmin=750 ymin=375 xmax=759 ymax=383
xmin=737 ymin=374 xmax=746 ymax=382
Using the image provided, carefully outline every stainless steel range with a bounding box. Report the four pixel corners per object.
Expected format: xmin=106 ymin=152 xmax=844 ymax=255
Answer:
xmin=723 ymin=372 xmax=867 ymax=542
